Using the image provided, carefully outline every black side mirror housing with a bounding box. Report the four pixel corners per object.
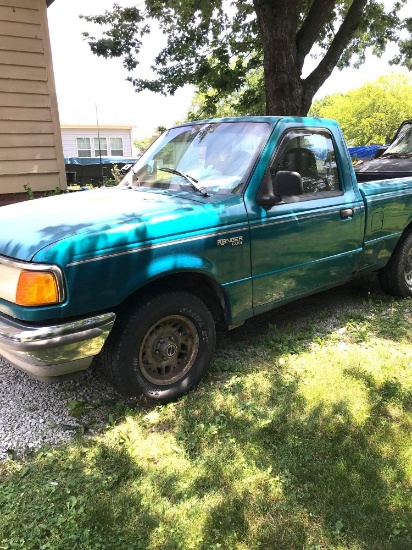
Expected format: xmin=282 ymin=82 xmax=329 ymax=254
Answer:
xmin=256 ymin=169 xmax=282 ymax=208
xmin=256 ymin=170 xmax=303 ymax=208
xmin=273 ymin=171 xmax=303 ymax=196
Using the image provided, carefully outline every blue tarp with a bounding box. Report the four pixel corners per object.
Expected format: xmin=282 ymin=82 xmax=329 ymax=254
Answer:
xmin=347 ymin=145 xmax=381 ymax=159
xmin=64 ymin=157 xmax=138 ymax=166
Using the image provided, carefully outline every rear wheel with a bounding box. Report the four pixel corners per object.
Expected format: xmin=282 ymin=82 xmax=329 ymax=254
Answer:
xmin=102 ymin=291 xmax=215 ymax=402
xmin=378 ymin=230 xmax=412 ymax=297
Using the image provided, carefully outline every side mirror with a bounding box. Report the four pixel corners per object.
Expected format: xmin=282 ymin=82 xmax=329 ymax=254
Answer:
xmin=256 ymin=170 xmax=303 ymax=208
xmin=256 ymin=168 xmax=282 ymax=207
xmin=273 ymin=171 xmax=303 ymax=196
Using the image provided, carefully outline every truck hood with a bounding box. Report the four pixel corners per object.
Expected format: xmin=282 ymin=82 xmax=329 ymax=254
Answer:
xmin=0 ymin=187 xmax=236 ymax=263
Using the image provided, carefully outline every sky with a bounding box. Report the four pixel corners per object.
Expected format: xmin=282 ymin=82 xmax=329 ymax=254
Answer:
xmin=47 ymin=0 xmax=411 ymax=138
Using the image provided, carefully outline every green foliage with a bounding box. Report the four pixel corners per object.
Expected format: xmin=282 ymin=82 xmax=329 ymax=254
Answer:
xmin=82 ymin=1 xmax=409 ymax=116
xmin=391 ymin=17 xmax=412 ymax=70
xmin=103 ymin=164 xmax=123 ymax=187
xmin=134 ymin=135 xmax=157 ymax=155
xmin=23 ymin=184 xmax=62 ymax=200
xmin=186 ymin=68 xmax=265 ymax=120
xmin=309 ymin=73 xmax=412 ymax=144
xmin=23 ymin=183 xmax=34 ymax=200
xmin=134 ymin=125 xmax=167 ymax=154
xmin=2 ymin=276 xmax=412 ymax=549
xmin=82 ymin=1 xmax=257 ymax=97
xmin=43 ymin=187 xmax=62 ymax=198
xmin=111 ymin=164 xmax=122 ymax=184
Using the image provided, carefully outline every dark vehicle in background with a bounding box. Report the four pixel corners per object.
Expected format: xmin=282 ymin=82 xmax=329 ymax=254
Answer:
xmin=355 ymin=120 xmax=412 ymax=182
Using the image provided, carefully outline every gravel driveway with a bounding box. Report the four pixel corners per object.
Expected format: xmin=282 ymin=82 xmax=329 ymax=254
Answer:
xmin=0 ymin=358 xmax=119 ymax=461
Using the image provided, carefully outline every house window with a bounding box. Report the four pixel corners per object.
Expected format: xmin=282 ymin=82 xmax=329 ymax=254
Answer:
xmin=77 ymin=137 xmax=91 ymax=157
xmin=110 ymin=137 xmax=124 ymax=156
xmin=94 ymin=137 xmax=108 ymax=157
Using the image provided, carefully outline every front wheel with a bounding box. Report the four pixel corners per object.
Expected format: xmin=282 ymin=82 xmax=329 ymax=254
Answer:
xmin=378 ymin=230 xmax=412 ymax=297
xmin=102 ymin=292 xmax=216 ymax=403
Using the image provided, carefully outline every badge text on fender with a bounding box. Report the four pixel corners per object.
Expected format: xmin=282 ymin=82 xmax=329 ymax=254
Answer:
xmin=217 ymin=236 xmax=243 ymax=246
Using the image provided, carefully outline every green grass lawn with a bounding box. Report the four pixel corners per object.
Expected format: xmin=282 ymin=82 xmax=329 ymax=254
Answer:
xmin=1 ymin=275 xmax=412 ymax=550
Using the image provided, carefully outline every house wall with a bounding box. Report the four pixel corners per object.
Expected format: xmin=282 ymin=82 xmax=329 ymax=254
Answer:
xmin=61 ymin=127 xmax=134 ymax=158
xmin=0 ymin=0 xmax=66 ymax=204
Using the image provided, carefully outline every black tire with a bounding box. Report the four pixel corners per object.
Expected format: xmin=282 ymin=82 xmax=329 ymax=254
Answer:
xmin=102 ymin=291 xmax=216 ymax=403
xmin=378 ymin=230 xmax=412 ymax=297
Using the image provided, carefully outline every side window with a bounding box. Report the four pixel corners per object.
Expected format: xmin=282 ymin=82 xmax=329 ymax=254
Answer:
xmin=110 ymin=137 xmax=124 ymax=157
xmin=271 ymin=129 xmax=342 ymax=201
xmin=94 ymin=137 xmax=108 ymax=157
xmin=76 ymin=137 xmax=92 ymax=158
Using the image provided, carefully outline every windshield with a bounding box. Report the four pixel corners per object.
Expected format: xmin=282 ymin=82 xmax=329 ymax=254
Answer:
xmin=119 ymin=121 xmax=271 ymax=195
xmin=383 ymin=122 xmax=412 ymax=157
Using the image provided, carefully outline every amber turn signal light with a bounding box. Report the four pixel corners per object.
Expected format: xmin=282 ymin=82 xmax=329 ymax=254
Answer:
xmin=15 ymin=271 xmax=59 ymax=306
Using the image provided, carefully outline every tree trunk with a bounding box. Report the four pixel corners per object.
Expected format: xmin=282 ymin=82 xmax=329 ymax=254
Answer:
xmin=253 ymin=0 xmax=369 ymax=116
xmin=254 ymin=0 xmax=306 ymax=115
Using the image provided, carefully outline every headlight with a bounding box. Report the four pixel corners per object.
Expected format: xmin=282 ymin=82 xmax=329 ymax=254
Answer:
xmin=0 ymin=258 xmax=64 ymax=306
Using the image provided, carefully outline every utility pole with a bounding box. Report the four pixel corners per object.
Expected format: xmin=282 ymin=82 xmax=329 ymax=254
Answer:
xmin=96 ymin=104 xmax=104 ymax=186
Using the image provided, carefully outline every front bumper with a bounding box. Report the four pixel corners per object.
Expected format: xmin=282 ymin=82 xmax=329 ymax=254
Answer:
xmin=0 ymin=312 xmax=115 ymax=381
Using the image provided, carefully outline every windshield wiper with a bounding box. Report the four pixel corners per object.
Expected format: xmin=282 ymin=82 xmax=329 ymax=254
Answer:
xmin=159 ymin=167 xmax=210 ymax=197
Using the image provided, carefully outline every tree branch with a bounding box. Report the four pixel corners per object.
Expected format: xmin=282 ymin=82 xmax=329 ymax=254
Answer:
xmin=296 ymin=0 xmax=338 ymax=68
xmin=304 ymin=0 xmax=369 ymax=98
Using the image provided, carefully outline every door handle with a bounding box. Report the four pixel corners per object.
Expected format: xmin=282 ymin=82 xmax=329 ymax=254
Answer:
xmin=340 ymin=208 xmax=354 ymax=219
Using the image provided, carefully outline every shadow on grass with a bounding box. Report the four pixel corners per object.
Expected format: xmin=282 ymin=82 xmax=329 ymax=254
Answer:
xmin=2 ymin=369 xmax=411 ymax=549
xmin=1 ymin=274 xmax=412 ymax=549
xmin=176 ymin=372 xmax=412 ymax=550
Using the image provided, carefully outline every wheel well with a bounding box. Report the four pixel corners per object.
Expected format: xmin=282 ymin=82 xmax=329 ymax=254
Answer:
xmin=116 ymin=272 xmax=227 ymax=324
xmin=377 ymin=223 xmax=412 ymax=269
xmin=403 ymin=221 xmax=412 ymax=238
xmin=392 ymin=223 xmax=412 ymax=256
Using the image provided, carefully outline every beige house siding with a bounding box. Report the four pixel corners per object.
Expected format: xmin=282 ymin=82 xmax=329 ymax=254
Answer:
xmin=0 ymin=0 xmax=65 ymax=201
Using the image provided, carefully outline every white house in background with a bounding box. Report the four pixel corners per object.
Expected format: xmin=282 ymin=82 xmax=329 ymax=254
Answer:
xmin=60 ymin=125 xmax=135 ymax=159
xmin=61 ymin=124 xmax=138 ymax=185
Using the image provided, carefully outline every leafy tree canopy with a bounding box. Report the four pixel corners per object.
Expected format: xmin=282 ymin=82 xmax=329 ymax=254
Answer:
xmin=82 ymin=1 xmax=409 ymax=116
xmin=134 ymin=125 xmax=166 ymax=154
xmin=391 ymin=16 xmax=412 ymax=69
xmin=186 ymin=68 xmax=265 ymax=120
xmin=309 ymin=73 xmax=412 ymax=145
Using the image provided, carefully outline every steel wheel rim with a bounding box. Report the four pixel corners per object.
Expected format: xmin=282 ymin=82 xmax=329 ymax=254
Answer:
xmin=405 ymin=248 xmax=412 ymax=288
xmin=139 ymin=315 xmax=199 ymax=385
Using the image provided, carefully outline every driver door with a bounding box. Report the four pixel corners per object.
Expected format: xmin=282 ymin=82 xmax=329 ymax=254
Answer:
xmin=249 ymin=128 xmax=365 ymax=310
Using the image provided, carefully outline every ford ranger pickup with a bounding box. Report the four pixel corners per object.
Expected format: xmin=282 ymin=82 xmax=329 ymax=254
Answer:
xmin=0 ymin=116 xmax=412 ymax=403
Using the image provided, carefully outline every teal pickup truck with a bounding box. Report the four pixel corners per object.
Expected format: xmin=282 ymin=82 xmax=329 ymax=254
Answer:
xmin=1 ymin=116 xmax=412 ymax=403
